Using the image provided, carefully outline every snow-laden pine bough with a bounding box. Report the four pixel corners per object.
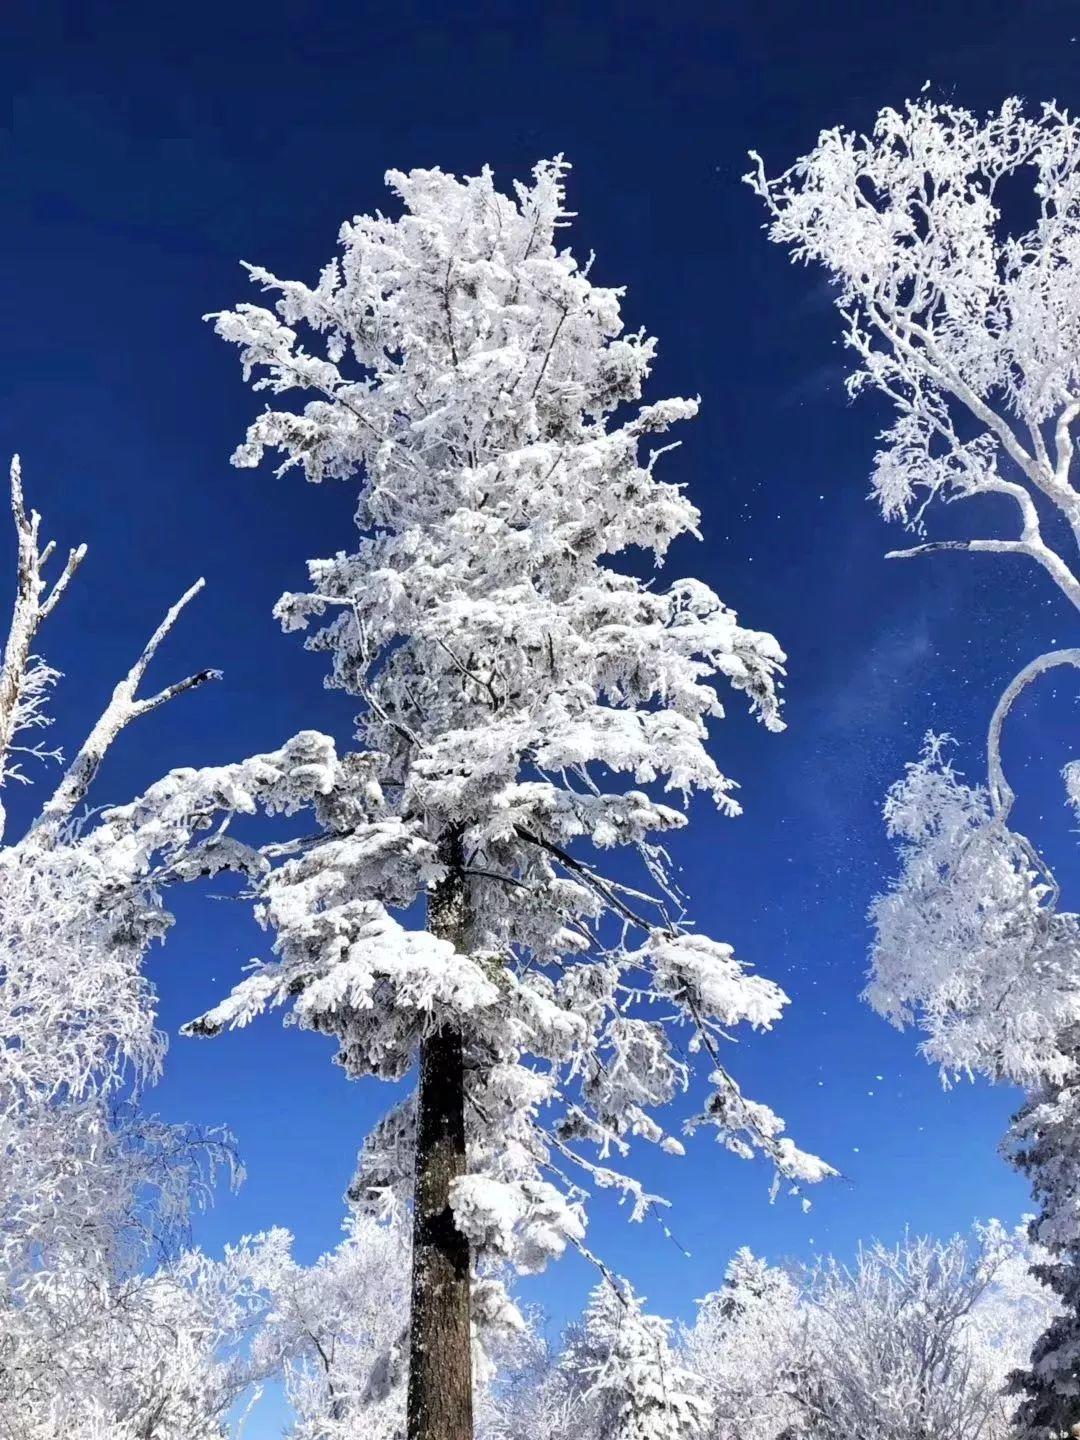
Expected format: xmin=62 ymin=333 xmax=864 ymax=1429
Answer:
xmin=183 ymin=156 xmax=835 ymax=1440
xmin=750 ymin=96 xmax=1080 ymax=1435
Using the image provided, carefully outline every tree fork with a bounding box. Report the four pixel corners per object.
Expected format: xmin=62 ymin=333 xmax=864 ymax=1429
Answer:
xmin=408 ymin=828 xmax=474 ymax=1440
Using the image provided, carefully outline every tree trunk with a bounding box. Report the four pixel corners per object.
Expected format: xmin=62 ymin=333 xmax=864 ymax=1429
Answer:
xmin=408 ymin=831 xmax=474 ymax=1440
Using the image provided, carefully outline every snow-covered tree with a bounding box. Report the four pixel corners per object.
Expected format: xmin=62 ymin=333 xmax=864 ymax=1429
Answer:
xmin=0 ymin=1227 xmax=299 ymax=1440
xmin=748 ymin=98 xmax=1080 ymax=1070
xmin=681 ymin=1249 xmax=807 ymax=1440
xmin=478 ymin=1324 xmax=577 ymax=1440
xmin=1006 ymin=1049 xmax=1080 ymax=1438
xmin=1 ymin=1213 xmax=410 ymax=1440
xmin=192 ymin=157 xmax=833 ymax=1437
xmin=683 ymin=1226 xmax=1053 ymax=1440
xmin=793 ymin=1225 xmax=1051 ymax=1440
xmin=749 ymin=96 xmax=1080 ymax=1426
xmin=557 ymin=1280 xmax=710 ymax=1440
xmin=0 ymin=711 xmax=339 ymax=1320
xmin=492 ymin=1280 xmax=710 ymax=1440
xmin=490 ymin=1226 xmax=1052 ymax=1440
xmin=865 ymin=733 xmax=1080 ymax=1088
xmin=747 ymin=98 xmax=1080 ymax=626
xmin=248 ymin=1212 xmax=410 ymax=1440
xmin=0 ymin=454 xmax=345 ymax=1435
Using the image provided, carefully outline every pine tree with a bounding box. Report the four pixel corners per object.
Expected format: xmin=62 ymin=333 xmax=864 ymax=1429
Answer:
xmin=683 ymin=1249 xmax=807 ymax=1440
xmin=1008 ymin=1054 xmax=1080 ymax=1438
xmin=563 ymin=1280 xmax=709 ymax=1440
xmin=191 ymin=157 xmax=831 ymax=1439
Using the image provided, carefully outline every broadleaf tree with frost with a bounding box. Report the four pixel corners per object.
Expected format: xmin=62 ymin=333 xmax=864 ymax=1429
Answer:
xmin=190 ymin=156 xmax=833 ymax=1440
xmin=244 ymin=1211 xmax=411 ymax=1440
xmin=681 ymin=1225 xmax=1056 ymax=1440
xmin=0 ymin=455 xmax=343 ymax=1435
xmin=750 ymin=97 xmax=1080 ymax=1432
xmin=792 ymin=1224 xmax=1051 ymax=1440
xmin=488 ymin=1223 xmax=1055 ymax=1440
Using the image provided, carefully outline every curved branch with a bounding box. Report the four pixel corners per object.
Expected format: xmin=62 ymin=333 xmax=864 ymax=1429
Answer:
xmin=987 ymin=648 xmax=1080 ymax=817
xmin=1054 ymin=396 xmax=1080 ymax=492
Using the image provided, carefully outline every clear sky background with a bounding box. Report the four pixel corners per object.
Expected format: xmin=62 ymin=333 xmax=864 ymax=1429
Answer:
xmin=4 ymin=1 xmax=1080 ymax=1429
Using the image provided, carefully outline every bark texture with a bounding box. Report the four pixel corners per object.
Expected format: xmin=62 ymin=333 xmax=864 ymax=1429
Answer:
xmin=407 ymin=829 xmax=474 ymax=1440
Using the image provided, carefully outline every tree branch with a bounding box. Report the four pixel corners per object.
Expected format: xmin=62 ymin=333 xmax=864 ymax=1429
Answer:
xmin=39 ymin=545 xmax=86 ymax=621
xmin=31 ymin=579 xmax=217 ymax=843
xmin=886 ymin=536 xmax=1080 ymax=611
xmin=986 ymin=648 xmax=1080 ymax=818
xmin=869 ymin=302 xmax=1080 ymax=547
xmin=886 ymin=540 xmax=1015 ymax=559
xmin=0 ymin=457 xmax=88 ymax=821
xmin=513 ymin=823 xmax=661 ymax=936
xmin=1054 ymin=396 xmax=1080 ymax=491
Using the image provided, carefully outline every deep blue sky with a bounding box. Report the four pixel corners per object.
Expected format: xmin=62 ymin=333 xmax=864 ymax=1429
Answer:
xmin=5 ymin=0 xmax=1080 ymax=1423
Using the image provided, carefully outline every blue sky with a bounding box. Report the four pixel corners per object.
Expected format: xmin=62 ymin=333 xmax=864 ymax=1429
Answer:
xmin=5 ymin=0 xmax=1080 ymax=1425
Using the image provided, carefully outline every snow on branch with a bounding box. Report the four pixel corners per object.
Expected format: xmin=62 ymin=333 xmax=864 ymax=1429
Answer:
xmin=985 ymin=649 xmax=1080 ymax=817
xmin=867 ymin=735 xmax=1080 ymax=1088
xmin=31 ymin=578 xmax=219 ymax=844
xmin=748 ymin=98 xmax=1080 ymax=613
xmin=0 ymin=456 xmax=86 ymax=813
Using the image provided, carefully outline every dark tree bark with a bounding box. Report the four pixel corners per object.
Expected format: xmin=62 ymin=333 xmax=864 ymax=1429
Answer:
xmin=407 ymin=829 xmax=474 ymax=1440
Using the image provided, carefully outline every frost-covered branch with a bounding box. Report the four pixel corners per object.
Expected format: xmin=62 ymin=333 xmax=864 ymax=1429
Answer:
xmin=0 ymin=457 xmax=86 ymax=810
xmin=749 ymin=100 xmax=1080 ymax=605
xmin=32 ymin=578 xmax=219 ymax=843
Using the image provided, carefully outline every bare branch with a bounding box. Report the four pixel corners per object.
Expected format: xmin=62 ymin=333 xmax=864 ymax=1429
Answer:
xmin=887 ymin=536 xmax=1080 ymax=611
xmin=0 ymin=458 xmax=88 ymax=814
xmin=31 ymin=579 xmax=217 ymax=843
xmin=39 ymin=545 xmax=87 ymax=621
